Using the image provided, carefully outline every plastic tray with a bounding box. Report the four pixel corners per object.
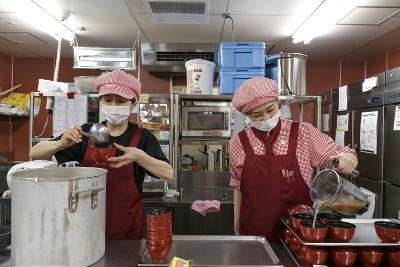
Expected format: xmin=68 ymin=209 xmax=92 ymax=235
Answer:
xmin=282 ymin=218 xmax=400 ymax=247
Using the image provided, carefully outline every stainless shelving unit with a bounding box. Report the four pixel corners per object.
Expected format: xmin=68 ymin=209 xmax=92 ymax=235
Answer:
xmin=171 ymin=93 xmax=322 ymax=189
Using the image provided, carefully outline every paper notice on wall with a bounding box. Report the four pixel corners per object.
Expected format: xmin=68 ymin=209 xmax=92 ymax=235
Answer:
xmin=335 ymin=130 xmax=345 ymax=146
xmin=338 ymin=85 xmax=348 ymax=111
xmin=394 ymin=106 xmax=400 ymax=131
xmin=322 ymin=114 xmax=330 ymax=132
xmin=360 ymin=111 xmax=378 ymax=154
xmin=53 ymin=95 xmax=88 ymax=137
xmin=337 ymin=113 xmax=349 ymax=131
xmin=362 ymin=76 xmax=377 ymax=92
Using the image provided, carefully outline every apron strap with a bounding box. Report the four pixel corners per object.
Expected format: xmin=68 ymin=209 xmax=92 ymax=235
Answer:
xmin=287 ymin=121 xmax=299 ymax=156
xmin=128 ymin=127 xmax=144 ymax=148
xmin=238 ymin=130 xmax=255 ymax=155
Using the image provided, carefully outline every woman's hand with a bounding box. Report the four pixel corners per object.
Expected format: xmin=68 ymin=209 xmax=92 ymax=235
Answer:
xmin=332 ymin=152 xmax=358 ymax=175
xmin=58 ymin=126 xmax=83 ymax=149
xmin=107 ymin=143 xmax=145 ymax=168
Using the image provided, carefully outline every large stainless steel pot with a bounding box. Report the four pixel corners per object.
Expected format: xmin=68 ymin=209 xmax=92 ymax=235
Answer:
xmin=265 ymin=53 xmax=307 ymax=96
xmin=11 ymin=167 xmax=107 ymax=267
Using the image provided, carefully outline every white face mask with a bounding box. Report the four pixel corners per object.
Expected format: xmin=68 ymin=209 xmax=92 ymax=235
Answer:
xmin=249 ymin=110 xmax=281 ymax=132
xmin=101 ymin=103 xmax=132 ymax=126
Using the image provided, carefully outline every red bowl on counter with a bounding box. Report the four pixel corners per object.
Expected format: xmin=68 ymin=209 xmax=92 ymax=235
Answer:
xmin=146 ymin=220 xmax=172 ymax=228
xmin=328 ymin=221 xmax=356 ymax=242
xmin=146 ymin=238 xmax=172 ymax=246
xmin=374 ymin=221 xmax=400 ymax=243
xmin=386 ymin=248 xmax=400 ymax=267
xmin=146 ymin=231 xmax=172 ymax=240
xmin=300 ymin=245 xmax=328 ymax=265
xmin=147 ymin=243 xmax=171 ymax=263
xmin=288 ymin=236 xmax=302 ymax=254
xmin=330 ymin=248 xmax=358 ymax=267
xmin=91 ymin=145 xmax=116 ymax=165
xmin=290 ymin=213 xmax=314 ymax=231
xmin=283 ymin=227 xmax=293 ymax=244
xmin=359 ymin=248 xmax=384 ymax=267
xmin=317 ymin=213 xmax=342 ymax=224
xmin=299 ymin=221 xmax=328 ymax=242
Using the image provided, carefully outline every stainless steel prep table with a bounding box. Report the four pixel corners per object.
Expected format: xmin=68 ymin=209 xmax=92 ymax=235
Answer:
xmin=0 ymin=239 xmax=297 ymax=267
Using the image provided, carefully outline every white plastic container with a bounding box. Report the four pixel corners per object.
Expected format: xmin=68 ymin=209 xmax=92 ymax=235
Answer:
xmin=185 ymin=59 xmax=215 ymax=95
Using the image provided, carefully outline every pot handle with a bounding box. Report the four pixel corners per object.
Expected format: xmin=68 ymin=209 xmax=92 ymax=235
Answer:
xmin=69 ymin=185 xmax=104 ymax=213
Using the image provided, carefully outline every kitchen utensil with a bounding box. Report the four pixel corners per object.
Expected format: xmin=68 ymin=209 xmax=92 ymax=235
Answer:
xmin=310 ymin=158 xmax=368 ymax=215
xmin=73 ymin=76 xmax=97 ymax=93
xmin=89 ymin=123 xmax=109 ymax=146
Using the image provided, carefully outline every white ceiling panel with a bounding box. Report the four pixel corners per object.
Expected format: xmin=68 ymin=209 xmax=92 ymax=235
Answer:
xmin=285 ymin=18 xmax=400 ymax=59
xmin=134 ymin=13 xmax=224 ymax=43
xmin=227 ymin=0 xmax=322 ymax=16
xmin=221 ymin=14 xmax=293 ymax=43
xmin=0 ymin=33 xmax=46 ymax=44
xmin=338 ymin=7 xmax=400 ymax=25
xmin=73 ymin=14 xmax=139 ymax=47
xmin=37 ymin=0 xmax=130 ymax=15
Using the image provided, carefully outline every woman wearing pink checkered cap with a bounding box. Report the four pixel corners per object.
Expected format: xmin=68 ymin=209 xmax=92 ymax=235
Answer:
xmin=31 ymin=70 xmax=173 ymax=239
xmin=230 ymin=77 xmax=358 ymax=240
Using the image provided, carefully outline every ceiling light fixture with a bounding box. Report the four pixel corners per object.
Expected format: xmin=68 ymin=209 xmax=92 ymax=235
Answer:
xmin=291 ymin=0 xmax=357 ymax=44
xmin=11 ymin=0 xmax=74 ymax=41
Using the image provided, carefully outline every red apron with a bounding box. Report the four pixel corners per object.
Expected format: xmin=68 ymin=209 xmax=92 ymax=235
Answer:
xmin=238 ymin=120 xmax=312 ymax=240
xmin=82 ymin=127 xmax=144 ymax=239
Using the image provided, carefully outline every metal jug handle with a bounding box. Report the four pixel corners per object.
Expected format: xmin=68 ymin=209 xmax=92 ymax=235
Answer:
xmin=327 ymin=158 xmax=360 ymax=177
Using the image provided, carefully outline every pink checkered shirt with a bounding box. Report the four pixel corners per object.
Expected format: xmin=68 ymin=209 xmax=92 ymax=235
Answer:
xmin=229 ymin=119 xmax=356 ymax=190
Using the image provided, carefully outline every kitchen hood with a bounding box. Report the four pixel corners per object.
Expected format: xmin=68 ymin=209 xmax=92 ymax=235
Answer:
xmin=141 ymin=43 xmax=218 ymax=73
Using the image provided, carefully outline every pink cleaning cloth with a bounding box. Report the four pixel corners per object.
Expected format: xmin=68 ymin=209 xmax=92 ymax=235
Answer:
xmin=191 ymin=200 xmax=221 ymax=216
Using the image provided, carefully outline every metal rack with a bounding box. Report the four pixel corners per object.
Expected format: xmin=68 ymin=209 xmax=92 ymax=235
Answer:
xmin=171 ymin=94 xmax=322 ymax=189
xmin=28 ymin=92 xmax=100 ymax=160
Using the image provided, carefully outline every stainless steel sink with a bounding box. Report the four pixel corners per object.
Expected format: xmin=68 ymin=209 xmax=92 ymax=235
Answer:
xmin=179 ymin=187 xmax=234 ymax=202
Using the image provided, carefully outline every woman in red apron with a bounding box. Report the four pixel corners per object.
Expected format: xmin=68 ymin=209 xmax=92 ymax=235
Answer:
xmin=31 ymin=70 xmax=173 ymax=239
xmin=229 ymin=77 xmax=358 ymax=240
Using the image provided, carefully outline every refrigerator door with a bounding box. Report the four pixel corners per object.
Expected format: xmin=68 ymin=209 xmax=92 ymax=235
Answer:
xmin=353 ymin=176 xmax=383 ymax=218
xmin=353 ymin=107 xmax=383 ymax=180
xmin=331 ymin=111 xmax=353 ymax=147
xmin=385 ymin=66 xmax=400 ymax=105
xmin=321 ymin=104 xmax=332 ymax=137
xmin=332 ymin=87 xmax=339 ymax=113
xmin=384 ymin=183 xmax=400 ymax=219
xmin=384 ymin=104 xmax=400 ymax=186
xmin=348 ymin=73 xmax=385 ymax=110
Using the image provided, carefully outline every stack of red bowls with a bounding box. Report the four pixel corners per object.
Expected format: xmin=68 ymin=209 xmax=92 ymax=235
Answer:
xmin=146 ymin=208 xmax=172 ymax=263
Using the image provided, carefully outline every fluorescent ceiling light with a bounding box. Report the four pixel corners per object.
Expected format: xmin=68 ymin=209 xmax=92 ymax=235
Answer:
xmin=11 ymin=0 xmax=74 ymax=41
xmin=292 ymin=0 xmax=357 ymax=44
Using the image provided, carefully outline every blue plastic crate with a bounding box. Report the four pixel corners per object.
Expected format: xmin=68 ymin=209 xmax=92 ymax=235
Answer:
xmin=265 ymin=54 xmax=280 ymax=82
xmin=219 ymin=68 xmax=265 ymax=95
xmin=219 ymin=42 xmax=265 ymax=69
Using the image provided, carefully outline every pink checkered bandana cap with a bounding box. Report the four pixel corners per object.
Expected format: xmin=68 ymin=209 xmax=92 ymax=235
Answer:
xmin=232 ymin=77 xmax=278 ymax=114
xmin=96 ymin=70 xmax=141 ymax=101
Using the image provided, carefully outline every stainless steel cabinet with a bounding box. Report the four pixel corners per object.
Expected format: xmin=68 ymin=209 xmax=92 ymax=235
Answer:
xmin=384 ymin=182 xmax=400 ymax=219
xmin=348 ymin=73 xmax=385 ymax=110
xmin=384 ymin=104 xmax=400 ymax=186
xmin=353 ymin=176 xmax=383 ymax=218
xmin=352 ymin=107 xmax=384 ymax=180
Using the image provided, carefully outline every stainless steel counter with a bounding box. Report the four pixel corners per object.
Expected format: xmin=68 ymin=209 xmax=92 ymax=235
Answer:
xmin=0 ymin=239 xmax=297 ymax=267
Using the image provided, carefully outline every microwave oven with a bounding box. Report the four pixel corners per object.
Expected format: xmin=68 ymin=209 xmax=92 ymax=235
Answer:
xmin=181 ymin=102 xmax=231 ymax=138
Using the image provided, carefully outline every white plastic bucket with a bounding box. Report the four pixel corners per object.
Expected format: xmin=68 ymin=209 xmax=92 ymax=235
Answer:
xmin=185 ymin=59 xmax=215 ymax=95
